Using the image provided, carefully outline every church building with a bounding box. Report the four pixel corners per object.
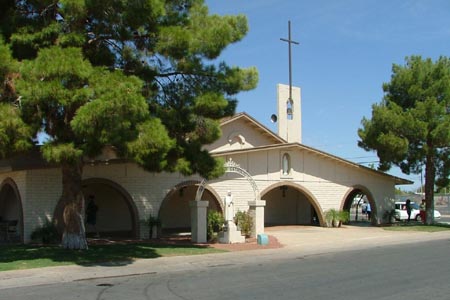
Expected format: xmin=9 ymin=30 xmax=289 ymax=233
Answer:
xmin=0 ymin=83 xmax=411 ymax=244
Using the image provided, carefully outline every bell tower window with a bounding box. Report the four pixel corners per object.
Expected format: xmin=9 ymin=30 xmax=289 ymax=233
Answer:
xmin=286 ymin=99 xmax=293 ymax=120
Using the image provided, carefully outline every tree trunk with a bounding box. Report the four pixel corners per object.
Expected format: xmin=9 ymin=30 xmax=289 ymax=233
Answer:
xmin=61 ymin=161 xmax=88 ymax=250
xmin=424 ymin=147 xmax=435 ymax=225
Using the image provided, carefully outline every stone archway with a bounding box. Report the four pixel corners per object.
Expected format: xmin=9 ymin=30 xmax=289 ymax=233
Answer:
xmin=195 ymin=158 xmax=260 ymax=201
xmin=260 ymin=182 xmax=324 ymax=227
xmin=342 ymin=185 xmax=377 ymax=225
xmin=191 ymin=159 xmax=265 ymax=242
xmin=0 ymin=178 xmax=24 ymax=242
xmin=53 ymin=178 xmax=139 ymax=238
xmin=158 ymin=180 xmax=222 ymax=234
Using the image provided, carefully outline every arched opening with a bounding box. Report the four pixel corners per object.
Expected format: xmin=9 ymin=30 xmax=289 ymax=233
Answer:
xmin=342 ymin=185 xmax=377 ymax=226
xmin=261 ymin=182 xmax=323 ymax=227
xmin=159 ymin=182 xmax=221 ymax=235
xmin=192 ymin=159 xmax=262 ymax=242
xmin=0 ymin=178 xmax=24 ymax=243
xmin=286 ymin=99 xmax=294 ymax=120
xmin=54 ymin=178 xmax=139 ymax=239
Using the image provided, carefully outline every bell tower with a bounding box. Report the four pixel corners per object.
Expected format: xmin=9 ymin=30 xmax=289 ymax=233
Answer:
xmin=277 ymin=83 xmax=302 ymax=143
xmin=277 ymin=21 xmax=301 ymax=143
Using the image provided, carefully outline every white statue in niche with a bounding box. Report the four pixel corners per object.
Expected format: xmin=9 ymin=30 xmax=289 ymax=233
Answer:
xmin=224 ymin=191 xmax=234 ymax=222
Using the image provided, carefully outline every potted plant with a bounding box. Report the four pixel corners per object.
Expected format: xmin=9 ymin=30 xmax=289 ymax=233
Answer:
xmin=325 ymin=209 xmax=349 ymax=227
xmin=325 ymin=209 xmax=338 ymax=227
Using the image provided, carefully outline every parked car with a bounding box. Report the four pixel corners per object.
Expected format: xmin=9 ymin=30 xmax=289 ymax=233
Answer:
xmin=394 ymin=201 xmax=441 ymax=221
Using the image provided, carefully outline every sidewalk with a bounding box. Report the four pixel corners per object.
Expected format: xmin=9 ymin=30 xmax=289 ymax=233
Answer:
xmin=1 ymin=225 xmax=450 ymax=290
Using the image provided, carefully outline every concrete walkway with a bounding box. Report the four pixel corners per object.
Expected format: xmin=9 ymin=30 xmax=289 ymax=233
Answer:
xmin=1 ymin=225 xmax=450 ymax=290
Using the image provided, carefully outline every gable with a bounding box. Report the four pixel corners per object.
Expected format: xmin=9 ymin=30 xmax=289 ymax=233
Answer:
xmin=211 ymin=142 xmax=413 ymax=186
xmin=205 ymin=113 xmax=284 ymax=153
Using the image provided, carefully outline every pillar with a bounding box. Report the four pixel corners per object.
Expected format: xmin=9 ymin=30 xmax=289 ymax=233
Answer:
xmin=248 ymin=200 xmax=266 ymax=238
xmin=190 ymin=200 xmax=209 ymax=243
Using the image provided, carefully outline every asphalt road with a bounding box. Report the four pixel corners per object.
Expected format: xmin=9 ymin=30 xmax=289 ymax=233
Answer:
xmin=2 ymin=239 xmax=450 ymax=300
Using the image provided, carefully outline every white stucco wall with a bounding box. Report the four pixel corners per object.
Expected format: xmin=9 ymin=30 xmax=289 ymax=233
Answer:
xmin=218 ymin=148 xmax=397 ymax=224
xmin=1 ymin=165 xmax=204 ymax=242
xmin=0 ymin=143 xmax=399 ymax=243
xmin=83 ymin=163 xmax=203 ymax=221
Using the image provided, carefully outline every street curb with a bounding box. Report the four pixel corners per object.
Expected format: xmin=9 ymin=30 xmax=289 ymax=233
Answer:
xmin=1 ymin=226 xmax=450 ymax=290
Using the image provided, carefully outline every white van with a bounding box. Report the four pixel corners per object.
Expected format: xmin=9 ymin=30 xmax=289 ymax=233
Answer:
xmin=394 ymin=201 xmax=441 ymax=221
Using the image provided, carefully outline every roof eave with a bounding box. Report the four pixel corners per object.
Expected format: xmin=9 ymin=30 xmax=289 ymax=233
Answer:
xmin=211 ymin=142 xmax=413 ymax=185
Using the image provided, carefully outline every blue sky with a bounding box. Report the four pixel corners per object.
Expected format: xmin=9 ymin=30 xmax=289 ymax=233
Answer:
xmin=205 ymin=0 xmax=450 ymax=191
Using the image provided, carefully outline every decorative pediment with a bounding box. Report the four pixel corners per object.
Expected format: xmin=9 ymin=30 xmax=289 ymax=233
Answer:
xmin=205 ymin=113 xmax=285 ymax=153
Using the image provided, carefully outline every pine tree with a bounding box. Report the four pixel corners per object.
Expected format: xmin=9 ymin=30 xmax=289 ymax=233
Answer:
xmin=0 ymin=0 xmax=258 ymax=249
xmin=358 ymin=56 xmax=450 ymax=224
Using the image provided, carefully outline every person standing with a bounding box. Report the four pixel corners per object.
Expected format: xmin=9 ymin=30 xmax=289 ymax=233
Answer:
xmin=405 ymin=199 xmax=412 ymax=222
xmin=361 ymin=202 xmax=367 ymax=217
xmin=419 ymin=199 xmax=426 ymax=223
xmin=86 ymin=195 xmax=99 ymax=237
xmin=366 ymin=202 xmax=372 ymax=221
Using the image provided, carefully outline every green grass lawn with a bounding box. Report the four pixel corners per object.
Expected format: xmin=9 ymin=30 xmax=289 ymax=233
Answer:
xmin=0 ymin=242 xmax=226 ymax=272
xmin=383 ymin=223 xmax=450 ymax=233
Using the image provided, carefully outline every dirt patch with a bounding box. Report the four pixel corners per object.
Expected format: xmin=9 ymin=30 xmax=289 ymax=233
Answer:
xmin=87 ymin=234 xmax=284 ymax=252
xmin=208 ymin=235 xmax=283 ymax=251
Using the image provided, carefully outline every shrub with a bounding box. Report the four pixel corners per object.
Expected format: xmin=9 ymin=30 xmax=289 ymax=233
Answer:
xmin=338 ymin=210 xmax=350 ymax=224
xmin=325 ymin=209 xmax=349 ymax=227
xmin=147 ymin=216 xmax=161 ymax=226
xmin=207 ymin=210 xmax=224 ymax=241
xmin=383 ymin=209 xmax=399 ymax=224
xmin=143 ymin=215 xmax=162 ymax=239
xmin=30 ymin=218 xmax=60 ymax=244
xmin=325 ymin=209 xmax=338 ymax=226
xmin=234 ymin=210 xmax=253 ymax=238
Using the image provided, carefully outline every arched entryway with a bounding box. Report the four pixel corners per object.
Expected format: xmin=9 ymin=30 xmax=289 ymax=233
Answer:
xmin=0 ymin=178 xmax=24 ymax=243
xmin=54 ymin=178 xmax=139 ymax=238
xmin=342 ymin=185 xmax=377 ymax=225
xmin=159 ymin=181 xmax=222 ymax=234
xmin=81 ymin=178 xmax=139 ymax=238
xmin=261 ymin=182 xmax=323 ymax=227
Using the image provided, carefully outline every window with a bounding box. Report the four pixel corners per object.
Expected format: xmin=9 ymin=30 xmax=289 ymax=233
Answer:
xmin=282 ymin=153 xmax=291 ymax=176
xmin=286 ymin=99 xmax=293 ymax=120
